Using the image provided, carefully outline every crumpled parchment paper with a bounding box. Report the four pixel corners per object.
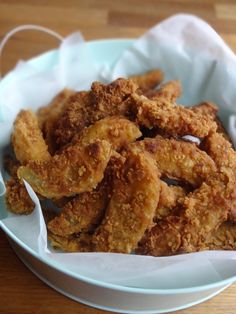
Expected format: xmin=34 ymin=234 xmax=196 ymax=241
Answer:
xmin=1 ymin=14 xmax=236 ymax=289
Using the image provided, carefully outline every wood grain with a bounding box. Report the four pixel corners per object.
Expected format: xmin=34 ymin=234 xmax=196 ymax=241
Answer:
xmin=1 ymin=1 xmax=236 ymax=313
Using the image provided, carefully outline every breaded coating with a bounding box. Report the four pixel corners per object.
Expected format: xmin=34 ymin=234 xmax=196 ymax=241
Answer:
xmin=202 ymin=132 xmax=236 ymax=221
xmin=205 ymin=222 xmax=236 ymax=250
xmin=3 ymin=154 xmax=19 ymax=178
xmin=130 ymin=69 xmax=164 ymax=92
xmin=133 ymin=94 xmax=217 ymax=138
xmin=191 ymin=101 xmax=218 ymax=117
xmin=155 ymin=182 xmax=186 ymax=221
xmin=145 ymin=80 xmax=182 ymax=103
xmin=130 ymin=136 xmax=217 ymax=186
xmin=17 ymin=140 xmax=112 ymax=199
xmin=202 ymin=132 xmax=236 ymax=171
xmin=54 ymin=79 xmax=139 ymax=148
xmin=37 ymin=89 xmax=75 ymax=153
xmin=47 ymin=182 xmax=110 ymax=237
xmin=91 ymin=78 xmax=138 ymax=118
xmin=53 ymin=91 xmax=94 ymax=148
xmin=92 ymin=149 xmax=160 ymax=253
xmin=137 ymin=172 xmax=233 ymax=256
xmin=5 ymin=178 xmax=34 ymax=214
xmin=48 ymin=231 xmax=92 ymax=252
xmin=72 ymin=116 xmax=141 ymax=150
xmin=192 ymin=102 xmax=232 ymax=143
xmin=37 ymin=89 xmax=75 ymax=129
xmin=137 ymin=132 xmax=236 ymax=256
xmin=47 ymin=154 xmax=123 ymax=238
xmin=12 ymin=110 xmax=50 ymax=164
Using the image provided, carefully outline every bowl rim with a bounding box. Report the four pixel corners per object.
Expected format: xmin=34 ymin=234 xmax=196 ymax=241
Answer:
xmin=1 ymin=38 xmax=236 ymax=295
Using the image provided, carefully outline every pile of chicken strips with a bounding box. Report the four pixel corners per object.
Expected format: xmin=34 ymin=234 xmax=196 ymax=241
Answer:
xmin=4 ymin=69 xmax=236 ymax=256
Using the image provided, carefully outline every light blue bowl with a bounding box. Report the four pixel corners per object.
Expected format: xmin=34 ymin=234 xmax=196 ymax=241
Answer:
xmin=1 ymin=39 xmax=236 ymax=313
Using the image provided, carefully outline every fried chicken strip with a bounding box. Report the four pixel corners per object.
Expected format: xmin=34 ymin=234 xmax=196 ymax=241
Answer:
xmin=37 ymin=89 xmax=75 ymax=154
xmin=53 ymin=91 xmax=94 ymax=148
xmin=137 ymin=132 xmax=236 ymax=256
xmin=12 ymin=110 xmax=50 ymax=164
xmin=205 ymin=222 xmax=236 ymax=250
xmin=202 ymin=132 xmax=236 ymax=221
xmin=5 ymin=109 xmax=51 ymax=215
xmin=54 ymin=79 xmax=139 ymax=148
xmin=130 ymin=136 xmax=216 ymax=186
xmin=130 ymin=69 xmax=164 ymax=92
xmin=137 ymin=172 xmax=233 ymax=256
xmin=155 ymin=182 xmax=186 ymax=221
xmin=192 ymin=102 xmax=232 ymax=143
xmin=17 ymin=140 xmax=112 ymax=199
xmin=133 ymin=94 xmax=217 ymax=138
xmin=5 ymin=178 xmax=35 ymax=214
xmin=145 ymin=80 xmax=182 ymax=103
xmin=72 ymin=116 xmax=141 ymax=150
xmin=48 ymin=231 xmax=92 ymax=252
xmin=92 ymin=148 xmax=160 ymax=253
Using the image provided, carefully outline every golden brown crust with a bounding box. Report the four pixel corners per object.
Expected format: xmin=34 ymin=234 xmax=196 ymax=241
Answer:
xmin=72 ymin=116 xmax=141 ymax=151
xmin=92 ymin=148 xmax=160 ymax=253
xmin=129 ymin=136 xmax=217 ymax=186
xmin=53 ymin=79 xmax=139 ymax=148
xmin=3 ymin=154 xmax=19 ymax=178
xmin=155 ymin=182 xmax=186 ymax=221
xmin=192 ymin=102 xmax=232 ymax=143
xmin=205 ymin=222 xmax=236 ymax=250
xmin=145 ymin=80 xmax=182 ymax=103
xmin=137 ymin=132 xmax=236 ymax=256
xmin=17 ymin=140 xmax=112 ymax=199
xmin=130 ymin=69 xmax=164 ymax=92
xmin=48 ymin=232 xmax=92 ymax=252
xmin=37 ymin=89 xmax=75 ymax=154
xmin=47 ymin=154 xmax=124 ymax=237
xmin=5 ymin=178 xmax=34 ymax=214
xmin=137 ymin=173 xmax=233 ymax=256
xmin=133 ymin=94 xmax=217 ymax=138
xmin=12 ymin=110 xmax=50 ymax=164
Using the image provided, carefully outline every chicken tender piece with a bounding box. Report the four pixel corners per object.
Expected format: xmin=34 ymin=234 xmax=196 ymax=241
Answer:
xmin=37 ymin=89 xmax=75 ymax=153
xmin=4 ymin=154 xmax=19 ymax=178
xmin=53 ymin=91 xmax=94 ymax=148
xmin=12 ymin=110 xmax=50 ymax=164
xmin=72 ymin=116 xmax=141 ymax=150
xmin=202 ymin=132 xmax=236 ymax=221
xmin=48 ymin=182 xmax=110 ymax=237
xmin=137 ymin=132 xmax=236 ymax=256
xmin=205 ymin=222 xmax=236 ymax=250
xmin=145 ymin=80 xmax=182 ymax=103
xmin=155 ymin=182 xmax=186 ymax=221
xmin=137 ymin=172 xmax=233 ymax=256
xmin=17 ymin=140 xmax=112 ymax=199
xmin=192 ymin=102 xmax=232 ymax=143
xmin=191 ymin=101 xmax=218 ymax=117
xmin=47 ymin=154 xmax=123 ymax=238
xmin=130 ymin=136 xmax=217 ymax=186
xmin=37 ymin=89 xmax=75 ymax=129
xmin=91 ymin=78 xmax=138 ymax=118
xmin=130 ymin=69 xmax=164 ymax=92
xmin=92 ymin=149 xmax=160 ymax=253
xmin=48 ymin=232 xmax=92 ymax=252
xmin=133 ymin=94 xmax=217 ymax=138
xmin=5 ymin=178 xmax=34 ymax=214
xmin=54 ymin=79 xmax=139 ymax=148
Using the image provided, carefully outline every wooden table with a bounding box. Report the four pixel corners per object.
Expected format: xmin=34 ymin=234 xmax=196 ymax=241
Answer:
xmin=1 ymin=1 xmax=236 ymax=313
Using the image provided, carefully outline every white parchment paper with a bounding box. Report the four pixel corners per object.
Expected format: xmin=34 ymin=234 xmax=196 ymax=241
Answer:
xmin=1 ymin=14 xmax=236 ymax=289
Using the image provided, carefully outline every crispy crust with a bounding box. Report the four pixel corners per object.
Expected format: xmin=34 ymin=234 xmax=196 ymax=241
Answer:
xmin=17 ymin=140 xmax=112 ymax=199
xmin=92 ymin=148 xmax=160 ymax=253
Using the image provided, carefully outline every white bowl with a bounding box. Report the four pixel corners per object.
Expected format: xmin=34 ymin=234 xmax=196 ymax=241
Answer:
xmin=1 ymin=38 xmax=236 ymax=314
